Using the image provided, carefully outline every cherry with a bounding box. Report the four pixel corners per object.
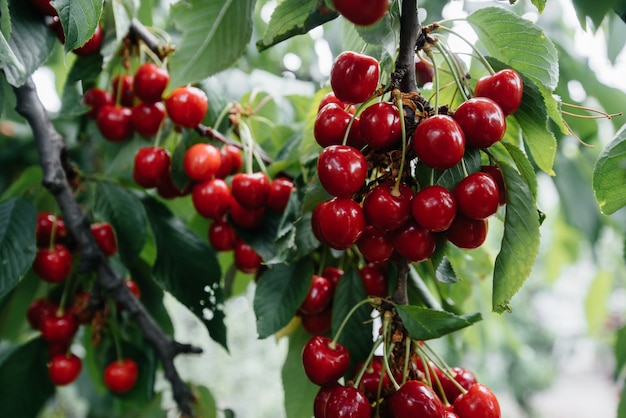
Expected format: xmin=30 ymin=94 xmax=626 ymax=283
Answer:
xmin=391 ymin=221 xmax=437 ymax=262
xmin=183 ymin=143 xmax=222 ymax=182
xmin=300 ymin=275 xmax=333 ymax=315
xmin=453 ymin=172 xmax=499 ymax=220
xmin=445 ymin=215 xmax=488 ymax=249
xmin=318 ymin=92 xmax=355 ymax=114
xmin=48 ymin=16 xmax=65 ymax=43
xmin=453 ymin=383 xmax=501 ymax=418
xmin=131 ymin=101 xmax=166 ymax=137
xmin=111 ymin=74 xmax=135 ymax=107
xmin=231 ymin=172 xmax=271 ymax=209
xmin=358 ymin=262 xmax=388 ymax=298
xmin=413 ymin=114 xmax=465 ymax=170
xmin=229 ymin=198 xmax=265 ymax=229
xmin=363 ymin=181 xmax=413 ymax=231
xmin=125 ymin=279 xmax=141 ymax=299
xmin=317 ymin=145 xmax=367 ymax=198
xmin=355 ymin=356 xmax=390 ymax=400
xmin=165 ymin=86 xmax=208 ymax=128
xmin=192 ymin=178 xmax=231 ymax=219
xmin=474 ymin=68 xmax=523 ymax=116
xmin=359 ymin=102 xmax=402 ymax=150
xmin=47 ymin=340 xmax=71 ymax=360
xmin=26 ymin=298 xmax=57 ymax=330
xmin=73 ymin=23 xmax=103 ymax=56
xmin=356 ymin=225 xmax=394 ymax=263
xmin=389 ymin=380 xmax=446 ymax=418
xmin=104 ymin=359 xmax=139 ymax=393
xmin=302 ymin=335 xmax=350 ymax=386
xmin=96 ymin=105 xmax=133 ymax=142
xmin=324 ymin=386 xmax=370 ymax=418
xmin=266 ymin=177 xmax=294 ymax=212
xmin=301 ymin=307 xmax=333 ymax=336
xmin=40 ymin=312 xmax=78 ymax=343
xmin=332 ymin=0 xmax=390 ymax=26
xmin=90 ymin=222 xmax=118 ymax=257
xmin=415 ymin=55 xmax=434 ymax=86
xmin=48 ymin=353 xmax=82 ymax=386
xmin=453 ymin=97 xmax=506 ymax=149
xmin=33 ymin=244 xmax=73 ymax=283
xmin=156 ymin=168 xmax=188 ymax=199
xmin=480 ymin=165 xmax=506 ymax=205
xmin=234 ymin=240 xmax=262 ymax=274
xmin=330 ymin=51 xmax=380 ymax=104
xmin=437 ymin=367 xmax=477 ymax=404
xmin=314 ymin=383 xmax=340 ymax=418
xmin=314 ymin=103 xmax=361 ymax=148
xmin=133 ymin=146 xmax=171 ymax=189
xmin=30 ymin=0 xmax=57 ymax=15
xmin=36 ymin=212 xmax=67 ymax=247
xmin=215 ymin=144 xmax=243 ymax=178
xmin=312 ymin=198 xmax=365 ymax=250
xmin=322 ymin=266 xmax=344 ymax=291
xmin=208 ymin=218 xmax=237 ymax=251
xmin=83 ymin=88 xmax=114 ymax=119
xmin=412 ymin=185 xmax=457 ymax=232
xmin=133 ymin=62 xmax=169 ymax=103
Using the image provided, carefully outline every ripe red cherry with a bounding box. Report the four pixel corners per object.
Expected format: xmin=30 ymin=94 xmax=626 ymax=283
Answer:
xmin=73 ymin=24 xmax=103 ymax=56
xmin=445 ymin=215 xmax=488 ymax=249
xmin=453 ymin=97 xmax=506 ymax=149
xmin=41 ymin=312 xmax=78 ymax=343
xmin=165 ymin=86 xmax=208 ymax=128
xmin=437 ymin=367 xmax=478 ymax=404
xmin=324 ymin=386 xmax=370 ymax=418
xmin=133 ymin=146 xmax=171 ymax=189
xmin=391 ymin=221 xmax=437 ymax=262
xmin=30 ymin=0 xmax=57 ymax=15
xmin=330 ymin=51 xmax=380 ymax=105
xmin=229 ymin=197 xmax=265 ymax=229
xmin=48 ymin=353 xmax=82 ymax=386
xmin=266 ymin=178 xmax=294 ymax=212
xmin=358 ymin=262 xmax=388 ymax=298
xmin=314 ymin=383 xmax=340 ymax=417
xmin=332 ymin=0 xmax=390 ymax=26
xmin=412 ymin=185 xmax=457 ymax=232
xmin=104 ymin=359 xmax=139 ymax=393
xmin=314 ymin=103 xmax=361 ymax=148
xmin=156 ymin=168 xmax=188 ymax=199
xmin=234 ymin=240 xmax=263 ymax=274
xmin=322 ymin=266 xmax=344 ymax=290
xmin=302 ymin=335 xmax=350 ymax=386
xmin=83 ymin=88 xmax=114 ymax=119
xmin=480 ymin=165 xmax=506 ymax=205
xmin=318 ymin=92 xmax=355 ymax=114
xmin=90 ymin=222 xmax=118 ymax=257
xmin=184 ymin=143 xmax=222 ymax=182
xmin=96 ymin=105 xmax=133 ymax=142
xmin=133 ymin=62 xmax=169 ymax=103
xmin=454 ymin=172 xmax=499 ymax=220
xmin=413 ymin=114 xmax=465 ymax=169
xmin=453 ymin=383 xmax=501 ymax=418
xmin=474 ymin=68 xmax=523 ymax=116
xmin=192 ymin=178 xmax=231 ymax=219
xmin=317 ymin=145 xmax=367 ymax=198
xmin=208 ymin=218 xmax=237 ymax=251
xmin=359 ymin=102 xmax=402 ymax=150
xmin=363 ymin=181 xmax=413 ymax=231
xmin=215 ymin=144 xmax=243 ymax=178
xmin=301 ymin=308 xmax=333 ymax=336
xmin=355 ymin=356 xmax=390 ymax=400
xmin=389 ymin=380 xmax=446 ymax=418
xmin=415 ymin=56 xmax=434 ymax=86
xmin=131 ymin=101 xmax=166 ymax=137
xmin=36 ymin=212 xmax=67 ymax=247
xmin=26 ymin=298 xmax=57 ymax=330
xmin=33 ymin=244 xmax=73 ymax=283
xmin=125 ymin=279 xmax=141 ymax=299
xmin=111 ymin=74 xmax=135 ymax=107
xmin=312 ymin=198 xmax=365 ymax=250
xmin=231 ymin=172 xmax=271 ymax=209
xmin=356 ymin=226 xmax=394 ymax=263
xmin=300 ymin=275 xmax=333 ymax=315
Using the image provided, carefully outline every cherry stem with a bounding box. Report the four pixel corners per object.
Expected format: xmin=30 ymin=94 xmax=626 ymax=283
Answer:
xmin=48 ymin=217 xmax=59 ymax=251
xmin=402 ymin=336 xmax=411 ymax=385
xmin=393 ymin=90 xmax=408 ymax=194
xmin=107 ymin=300 xmax=125 ymax=362
xmin=422 ymin=341 xmax=467 ymax=395
xmin=330 ymin=297 xmax=375 ymax=348
xmin=433 ymin=41 xmax=470 ymax=102
xmin=436 ymin=25 xmax=495 ymax=75
xmin=425 ymin=49 xmax=440 ymax=115
xmin=353 ymin=337 xmax=383 ymax=388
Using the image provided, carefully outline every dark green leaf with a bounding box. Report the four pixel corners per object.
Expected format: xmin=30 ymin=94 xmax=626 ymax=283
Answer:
xmin=254 ymin=258 xmax=313 ymax=339
xmin=52 ymin=0 xmax=103 ymax=53
xmin=414 ymin=147 xmax=481 ymax=190
xmin=436 ymin=258 xmax=458 ymax=284
xmin=61 ymin=53 xmax=103 ymax=116
xmin=234 ymin=209 xmax=283 ymax=264
xmin=0 ymin=165 xmax=42 ymax=200
xmin=0 ymin=197 xmax=36 ymax=299
xmin=0 ymin=0 xmax=10 ymax=40
xmin=191 ymin=384 xmax=217 ymax=418
xmin=572 ymin=0 xmax=621 ymax=29
xmin=593 ymin=123 xmax=626 ymax=215
xmin=282 ymin=327 xmax=319 ymax=418
xmin=616 ymin=323 xmax=626 ymax=378
xmin=395 ymin=305 xmax=482 ymax=340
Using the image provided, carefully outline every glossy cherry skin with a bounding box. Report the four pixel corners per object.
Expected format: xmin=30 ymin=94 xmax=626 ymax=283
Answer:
xmin=319 ymin=92 xmax=355 ymax=114
xmin=363 ymin=181 xmax=413 ymax=231
xmin=415 ymin=56 xmax=434 ymax=86
xmin=133 ymin=62 xmax=169 ymax=103
xmin=184 ymin=143 xmax=222 ymax=182
xmin=215 ymin=144 xmax=243 ymax=178
xmin=391 ymin=221 xmax=437 ymax=262
xmin=454 ymin=172 xmax=499 ymax=220
xmin=437 ymin=367 xmax=478 ymax=404
xmin=317 ymin=145 xmax=367 ymax=198
xmin=359 ymin=102 xmax=402 ymax=150
xmin=474 ymin=68 xmax=523 ymax=116
xmin=41 ymin=312 xmax=78 ymax=343
xmin=83 ymin=88 xmax=114 ymax=119
xmin=445 ymin=215 xmax=488 ymax=249
xmin=330 ymin=51 xmax=380 ymax=104
xmin=96 ymin=105 xmax=133 ymax=142
xmin=231 ymin=172 xmax=271 ymax=209
xmin=26 ymin=298 xmax=57 ymax=330
xmin=125 ymin=279 xmax=141 ymax=299
xmin=36 ymin=212 xmax=67 ymax=247
xmin=165 ymin=86 xmax=208 ymax=128
xmin=413 ymin=115 xmax=465 ymax=170
xmin=33 ymin=244 xmax=73 ymax=283
xmin=356 ymin=225 xmax=394 ymax=263
xmin=314 ymin=383 xmax=340 ymax=417
xmin=453 ymin=97 xmax=506 ymax=149
xmin=192 ymin=178 xmax=231 ymax=219
xmin=314 ymin=103 xmax=361 ymax=148
xmin=358 ymin=262 xmax=388 ymax=298
xmin=90 ymin=222 xmax=118 ymax=257
xmin=312 ymin=198 xmax=366 ymax=250
xmin=104 ymin=359 xmax=139 ymax=393
xmin=208 ymin=218 xmax=237 ymax=251
xmin=332 ymin=0 xmax=390 ymax=26
xmin=133 ymin=146 xmax=171 ymax=189
xmin=131 ymin=101 xmax=166 ymax=137
xmin=266 ymin=178 xmax=294 ymax=212
xmin=301 ymin=307 xmax=333 ymax=336
xmin=156 ymin=168 xmax=188 ymax=199
xmin=355 ymin=356 xmax=390 ymax=400
xmin=49 ymin=353 xmax=82 ymax=386
xmin=302 ymin=335 xmax=350 ymax=386
xmin=412 ymin=185 xmax=457 ymax=232
xmin=322 ymin=266 xmax=344 ymax=290
xmin=31 ymin=0 xmax=57 ymax=15
xmin=234 ymin=240 xmax=263 ymax=274
xmin=229 ymin=198 xmax=265 ymax=229
xmin=73 ymin=24 xmax=103 ymax=56
xmin=111 ymin=74 xmax=135 ymax=107
xmin=324 ymin=386 xmax=370 ymax=418
xmin=389 ymin=380 xmax=446 ymax=418
xmin=300 ymin=275 xmax=333 ymax=315
xmin=480 ymin=165 xmax=506 ymax=205
xmin=453 ymin=383 xmax=501 ymax=418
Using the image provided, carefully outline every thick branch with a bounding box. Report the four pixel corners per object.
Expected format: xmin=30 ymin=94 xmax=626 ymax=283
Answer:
xmin=396 ymin=0 xmax=420 ymax=94
xmin=14 ymin=78 xmax=200 ymax=417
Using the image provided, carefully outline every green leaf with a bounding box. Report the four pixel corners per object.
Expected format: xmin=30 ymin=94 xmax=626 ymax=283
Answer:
xmin=61 ymin=53 xmax=103 ymax=116
xmin=52 ymin=0 xmax=103 ymax=53
xmin=0 ymin=165 xmax=42 ymax=200
xmin=593 ymin=123 xmax=626 ymax=215
xmin=168 ymin=0 xmax=255 ymax=90
xmin=435 ymin=258 xmax=458 ymax=284
xmin=142 ymin=196 xmax=227 ymax=349
xmin=254 ymin=258 xmax=313 ymax=339
xmin=614 ymin=323 xmax=626 ymax=377
xmin=584 ymin=270 xmax=613 ymax=335
xmin=0 ymin=338 xmax=55 ymax=417
xmin=572 ymin=0 xmax=621 ymax=29
xmin=530 ymin=0 xmax=547 ymax=13
xmin=501 ymin=142 xmax=538 ymax=200
xmin=112 ymin=0 xmax=133 ymax=44
xmin=191 ymin=384 xmax=217 ymax=418
xmin=492 ymin=162 xmax=541 ymax=313
xmin=619 ymin=380 xmax=626 ymax=418
xmin=282 ymin=327 xmax=319 ymax=418
xmin=0 ymin=0 xmax=11 ymax=40
xmin=395 ymin=305 xmax=482 ymax=340
xmin=0 ymin=197 xmax=36 ymax=299
xmin=0 ymin=31 xmax=23 ymax=74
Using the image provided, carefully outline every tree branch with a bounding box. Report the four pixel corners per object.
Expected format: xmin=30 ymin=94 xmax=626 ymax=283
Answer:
xmin=396 ymin=0 xmax=420 ymax=94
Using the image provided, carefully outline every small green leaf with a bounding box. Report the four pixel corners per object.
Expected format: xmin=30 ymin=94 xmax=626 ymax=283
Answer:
xmin=395 ymin=305 xmax=482 ymax=340
xmin=435 ymin=258 xmax=458 ymax=284
xmin=614 ymin=323 xmax=626 ymax=377
xmin=52 ymin=0 xmax=103 ymax=53
xmin=593 ymin=123 xmax=626 ymax=215
xmin=192 ymin=384 xmax=217 ymax=418
xmin=0 ymin=197 xmax=36 ymax=299
xmin=492 ymin=162 xmax=541 ymax=313
xmin=530 ymin=0 xmax=547 ymax=13
xmin=282 ymin=327 xmax=319 ymax=418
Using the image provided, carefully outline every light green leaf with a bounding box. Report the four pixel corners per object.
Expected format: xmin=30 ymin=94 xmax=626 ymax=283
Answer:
xmin=0 ymin=31 xmax=23 ymax=75
xmin=168 ymin=0 xmax=255 ymax=90
xmin=492 ymin=162 xmax=541 ymax=313
xmin=282 ymin=327 xmax=319 ymax=418
xmin=584 ymin=270 xmax=613 ymax=335
xmin=52 ymin=0 xmax=103 ymax=53
xmin=619 ymin=379 xmax=626 ymax=418
xmin=395 ymin=305 xmax=482 ymax=340
xmin=60 ymin=53 xmax=103 ymax=116
xmin=112 ymin=0 xmax=133 ymax=44
xmin=593 ymin=123 xmax=626 ymax=215
xmin=531 ymin=0 xmax=547 ymax=13
xmin=615 ymin=323 xmax=626 ymax=377
xmin=191 ymin=384 xmax=217 ymax=418
xmin=501 ymin=142 xmax=538 ymax=200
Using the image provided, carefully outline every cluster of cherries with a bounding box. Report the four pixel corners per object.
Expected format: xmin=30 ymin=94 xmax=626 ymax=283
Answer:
xmin=28 ymin=212 xmax=141 ymax=393
xmin=331 ymin=0 xmax=391 ymax=27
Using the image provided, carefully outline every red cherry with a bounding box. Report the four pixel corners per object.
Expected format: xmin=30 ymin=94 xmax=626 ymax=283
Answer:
xmin=389 ymin=380 xmax=446 ymax=418
xmin=192 ymin=178 xmax=231 ymax=219
xmin=133 ymin=146 xmax=171 ymax=189
xmin=30 ymin=0 xmax=57 ymax=15
xmin=359 ymin=102 xmax=402 ymax=150
xmin=355 ymin=356 xmax=390 ymax=400
xmin=453 ymin=383 xmax=501 ymax=418
xmin=474 ymin=68 xmax=523 ymax=116
xmin=453 ymin=97 xmax=506 ymax=149
xmin=48 ymin=353 xmax=82 ymax=386
xmin=301 ymin=308 xmax=333 ymax=336
xmin=300 ymin=275 xmax=333 ymax=315
xmin=480 ymin=165 xmax=506 ymax=205
xmin=47 ymin=340 xmax=71 ymax=360
xmin=26 ymin=298 xmax=57 ymax=330
xmin=104 ymin=359 xmax=139 ymax=393
xmin=33 ymin=244 xmax=73 ymax=283
xmin=413 ymin=115 xmax=465 ymax=170
xmin=356 ymin=225 xmax=394 ymax=263
xmin=90 ymin=222 xmax=118 ymax=257
xmin=96 ymin=105 xmax=133 ymax=142
xmin=215 ymin=144 xmax=243 ymax=178
xmin=445 ymin=215 xmax=488 ymax=249
xmin=125 ymin=279 xmax=141 ymax=299
xmin=229 ymin=197 xmax=265 ymax=229
xmin=415 ymin=56 xmax=434 ymax=86
xmin=363 ymin=181 xmax=413 ymax=231
xmin=412 ymin=185 xmax=457 ymax=232
xmin=41 ymin=312 xmax=78 ymax=343
xmin=266 ymin=178 xmax=294 ymax=213
xmin=133 ymin=62 xmax=169 ymax=103
xmin=231 ymin=172 xmax=271 ymax=210
xmin=312 ymin=198 xmax=365 ymax=250
xmin=183 ymin=143 xmax=222 ymax=182
xmin=358 ymin=262 xmax=388 ymax=298
xmin=330 ymin=51 xmax=380 ymax=104
xmin=234 ymin=240 xmax=262 ymax=274
xmin=314 ymin=103 xmax=361 ymax=148
xmin=318 ymin=92 xmax=355 ymax=114
xmin=70 ymin=292 xmax=93 ymax=324
xmin=111 ymin=74 xmax=135 ymax=107
xmin=36 ymin=212 xmax=68 ymax=247
xmin=438 ymin=367 xmax=478 ymax=404
xmin=317 ymin=145 xmax=367 ymax=198
xmin=131 ymin=101 xmax=166 ymax=137
xmin=453 ymin=172 xmax=499 ymax=220
xmin=156 ymin=168 xmax=188 ymax=199
xmin=391 ymin=221 xmax=437 ymax=262
xmin=208 ymin=218 xmax=237 ymax=251
xmin=324 ymin=386 xmax=370 ymax=418
xmin=302 ymin=335 xmax=350 ymax=386
xmin=314 ymin=383 xmax=340 ymax=418
xmin=165 ymin=86 xmax=208 ymax=128
xmin=332 ymin=0 xmax=390 ymax=26
xmin=322 ymin=266 xmax=344 ymax=291
xmin=73 ymin=24 xmax=103 ymax=56
xmin=83 ymin=88 xmax=114 ymax=119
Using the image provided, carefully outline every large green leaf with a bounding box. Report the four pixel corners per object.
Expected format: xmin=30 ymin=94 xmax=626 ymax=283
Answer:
xmin=0 ymin=31 xmax=23 ymax=75
xmin=142 ymin=196 xmax=227 ymax=349
xmin=593 ymin=123 xmax=626 ymax=215
xmin=0 ymin=197 xmax=36 ymax=299
xmin=0 ymin=0 xmax=10 ymax=39
xmin=52 ymin=0 xmax=103 ymax=53
xmin=572 ymin=0 xmax=621 ymax=29
xmin=60 ymin=53 xmax=103 ymax=116
xmin=282 ymin=327 xmax=319 ymax=418
xmin=168 ymin=0 xmax=255 ymax=90
xmin=395 ymin=305 xmax=482 ymax=340
xmin=492 ymin=162 xmax=541 ymax=313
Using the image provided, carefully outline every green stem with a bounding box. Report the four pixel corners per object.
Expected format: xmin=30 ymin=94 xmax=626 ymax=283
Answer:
xmin=330 ymin=298 xmax=375 ymax=347
xmin=393 ymin=91 xmax=408 ymax=193
xmin=425 ymin=49 xmax=440 ymax=114
xmin=402 ymin=336 xmax=411 ymax=385
xmin=437 ymin=25 xmax=495 ymax=75
xmin=433 ymin=41 xmax=470 ymax=102
xmin=381 ymin=312 xmax=401 ymax=390
xmin=353 ymin=337 xmax=384 ymax=388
